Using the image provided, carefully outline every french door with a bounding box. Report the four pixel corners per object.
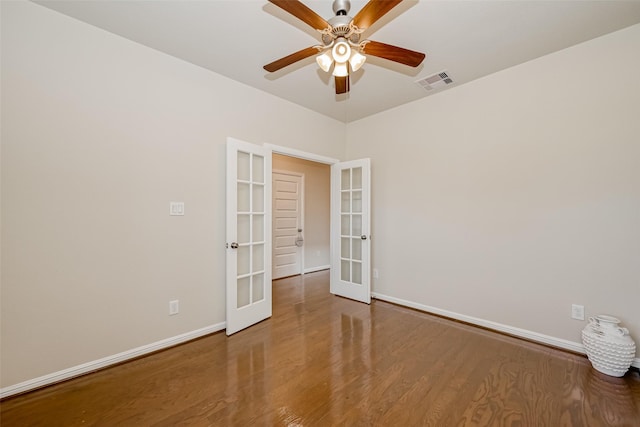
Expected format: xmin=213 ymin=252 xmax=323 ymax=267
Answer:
xmin=226 ymin=139 xmax=371 ymax=333
xmin=330 ymin=159 xmax=371 ymax=304
xmin=225 ymin=138 xmax=272 ymax=335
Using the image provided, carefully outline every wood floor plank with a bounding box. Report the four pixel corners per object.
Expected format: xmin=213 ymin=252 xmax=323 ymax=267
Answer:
xmin=2 ymin=270 xmax=639 ymax=426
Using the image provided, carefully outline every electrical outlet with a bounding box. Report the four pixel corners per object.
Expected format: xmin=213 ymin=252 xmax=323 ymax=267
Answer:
xmin=373 ymin=268 xmax=379 ymax=279
xmin=571 ymin=304 xmax=584 ymax=320
xmin=169 ymin=300 xmax=179 ymax=315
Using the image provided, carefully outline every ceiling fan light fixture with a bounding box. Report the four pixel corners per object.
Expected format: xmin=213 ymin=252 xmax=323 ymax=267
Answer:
xmin=349 ymin=50 xmax=366 ymax=72
xmin=316 ymin=50 xmax=333 ymax=72
xmin=332 ymin=62 xmax=349 ymax=77
xmin=332 ymin=39 xmax=351 ymax=63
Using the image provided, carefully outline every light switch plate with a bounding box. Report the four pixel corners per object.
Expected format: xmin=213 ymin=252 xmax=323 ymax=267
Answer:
xmin=169 ymin=300 xmax=179 ymax=315
xmin=170 ymin=202 xmax=184 ymax=216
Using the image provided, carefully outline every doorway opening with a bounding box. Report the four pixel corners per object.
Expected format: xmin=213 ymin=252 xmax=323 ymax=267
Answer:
xmin=272 ymin=153 xmax=331 ymax=280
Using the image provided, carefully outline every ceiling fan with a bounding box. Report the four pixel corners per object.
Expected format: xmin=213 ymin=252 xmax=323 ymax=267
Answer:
xmin=264 ymin=0 xmax=426 ymax=95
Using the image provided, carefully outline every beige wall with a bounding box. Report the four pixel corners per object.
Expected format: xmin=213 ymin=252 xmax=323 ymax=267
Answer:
xmin=346 ymin=24 xmax=640 ymax=348
xmin=0 ymin=1 xmax=345 ymax=388
xmin=272 ymin=154 xmax=331 ymax=271
xmin=3 ymin=0 xmax=640 ymax=392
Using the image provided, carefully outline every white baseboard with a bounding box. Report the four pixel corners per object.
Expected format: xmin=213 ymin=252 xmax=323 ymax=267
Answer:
xmin=371 ymin=292 xmax=640 ymax=370
xmin=303 ymin=265 xmax=330 ymax=274
xmin=0 ymin=322 xmax=226 ymax=399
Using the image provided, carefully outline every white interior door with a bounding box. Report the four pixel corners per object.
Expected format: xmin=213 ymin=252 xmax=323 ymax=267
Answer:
xmin=331 ymin=159 xmax=371 ymax=304
xmin=226 ymin=138 xmax=272 ymax=335
xmin=272 ymin=171 xmax=303 ymax=279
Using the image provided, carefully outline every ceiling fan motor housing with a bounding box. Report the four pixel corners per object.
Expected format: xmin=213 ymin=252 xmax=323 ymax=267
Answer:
xmin=327 ymin=0 xmax=361 ymax=45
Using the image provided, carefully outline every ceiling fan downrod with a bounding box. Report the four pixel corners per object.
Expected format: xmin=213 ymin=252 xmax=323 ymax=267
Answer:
xmin=333 ymin=0 xmax=351 ymax=16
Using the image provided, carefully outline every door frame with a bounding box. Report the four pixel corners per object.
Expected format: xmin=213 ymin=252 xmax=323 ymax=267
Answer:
xmin=265 ymin=144 xmax=339 ymax=279
xmin=266 ymin=144 xmax=339 ymax=166
xmin=272 ymin=169 xmax=305 ymax=278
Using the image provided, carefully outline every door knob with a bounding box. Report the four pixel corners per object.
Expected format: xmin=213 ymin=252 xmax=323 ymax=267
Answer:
xmin=361 ymin=235 xmax=367 ymax=240
xmin=230 ymin=242 xmax=239 ymax=249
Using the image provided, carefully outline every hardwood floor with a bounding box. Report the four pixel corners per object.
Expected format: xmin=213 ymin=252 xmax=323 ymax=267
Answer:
xmin=2 ymin=270 xmax=639 ymax=426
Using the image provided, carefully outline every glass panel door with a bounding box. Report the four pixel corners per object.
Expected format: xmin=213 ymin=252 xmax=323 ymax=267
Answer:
xmin=226 ymin=138 xmax=271 ymax=335
xmin=236 ymin=152 xmax=266 ymax=309
xmin=331 ymin=159 xmax=371 ymax=304
xmin=340 ymin=167 xmax=363 ymax=285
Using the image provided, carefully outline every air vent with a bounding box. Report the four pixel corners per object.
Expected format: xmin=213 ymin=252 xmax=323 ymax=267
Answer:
xmin=415 ymin=71 xmax=454 ymax=91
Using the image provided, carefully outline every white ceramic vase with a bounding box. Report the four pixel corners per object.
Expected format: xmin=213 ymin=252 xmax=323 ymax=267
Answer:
xmin=581 ymin=315 xmax=636 ymax=377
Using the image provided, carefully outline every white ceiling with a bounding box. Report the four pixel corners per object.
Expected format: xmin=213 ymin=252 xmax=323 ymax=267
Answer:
xmin=34 ymin=0 xmax=640 ymax=123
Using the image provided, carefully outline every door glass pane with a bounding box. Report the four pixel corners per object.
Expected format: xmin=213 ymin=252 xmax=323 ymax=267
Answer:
xmin=341 ymin=215 xmax=350 ymax=236
xmin=352 ymin=190 xmax=362 ymax=213
xmin=352 ymin=261 xmax=362 ymax=285
xmin=341 ymin=169 xmax=350 ymax=190
xmin=252 ymin=244 xmax=264 ymax=272
xmin=341 ymin=191 xmax=350 ymax=213
xmin=253 ymin=273 xmax=264 ymax=302
xmin=253 ymin=184 xmax=264 ymax=213
xmin=352 ymin=238 xmax=361 ymax=261
xmin=237 ymin=276 xmax=250 ymax=308
xmin=352 ymin=214 xmax=362 ymax=236
xmin=252 ymin=155 xmax=264 ymax=183
xmin=237 ymin=245 xmax=250 ymax=276
xmin=253 ymin=214 xmax=264 ymax=242
xmin=238 ymin=214 xmax=250 ymax=244
xmin=238 ymin=183 xmax=250 ymax=212
xmin=341 ymin=237 xmax=350 ymax=259
xmin=341 ymin=260 xmax=350 ymax=281
xmin=352 ymin=167 xmax=362 ymax=190
xmin=238 ymin=151 xmax=250 ymax=181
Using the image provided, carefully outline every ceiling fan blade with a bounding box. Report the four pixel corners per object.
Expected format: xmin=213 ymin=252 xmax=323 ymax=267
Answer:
xmin=268 ymin=0 xmax=330 ymax=31
xmin=352 ymin=0 xmax=403 ymax=31
xmin=362 ymin=40 xmax=425 ymax=67
xmin=335 ymin=75 xmax=350 ymax=94
xmin=264 ymin=46 xmax=320 ymax=72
